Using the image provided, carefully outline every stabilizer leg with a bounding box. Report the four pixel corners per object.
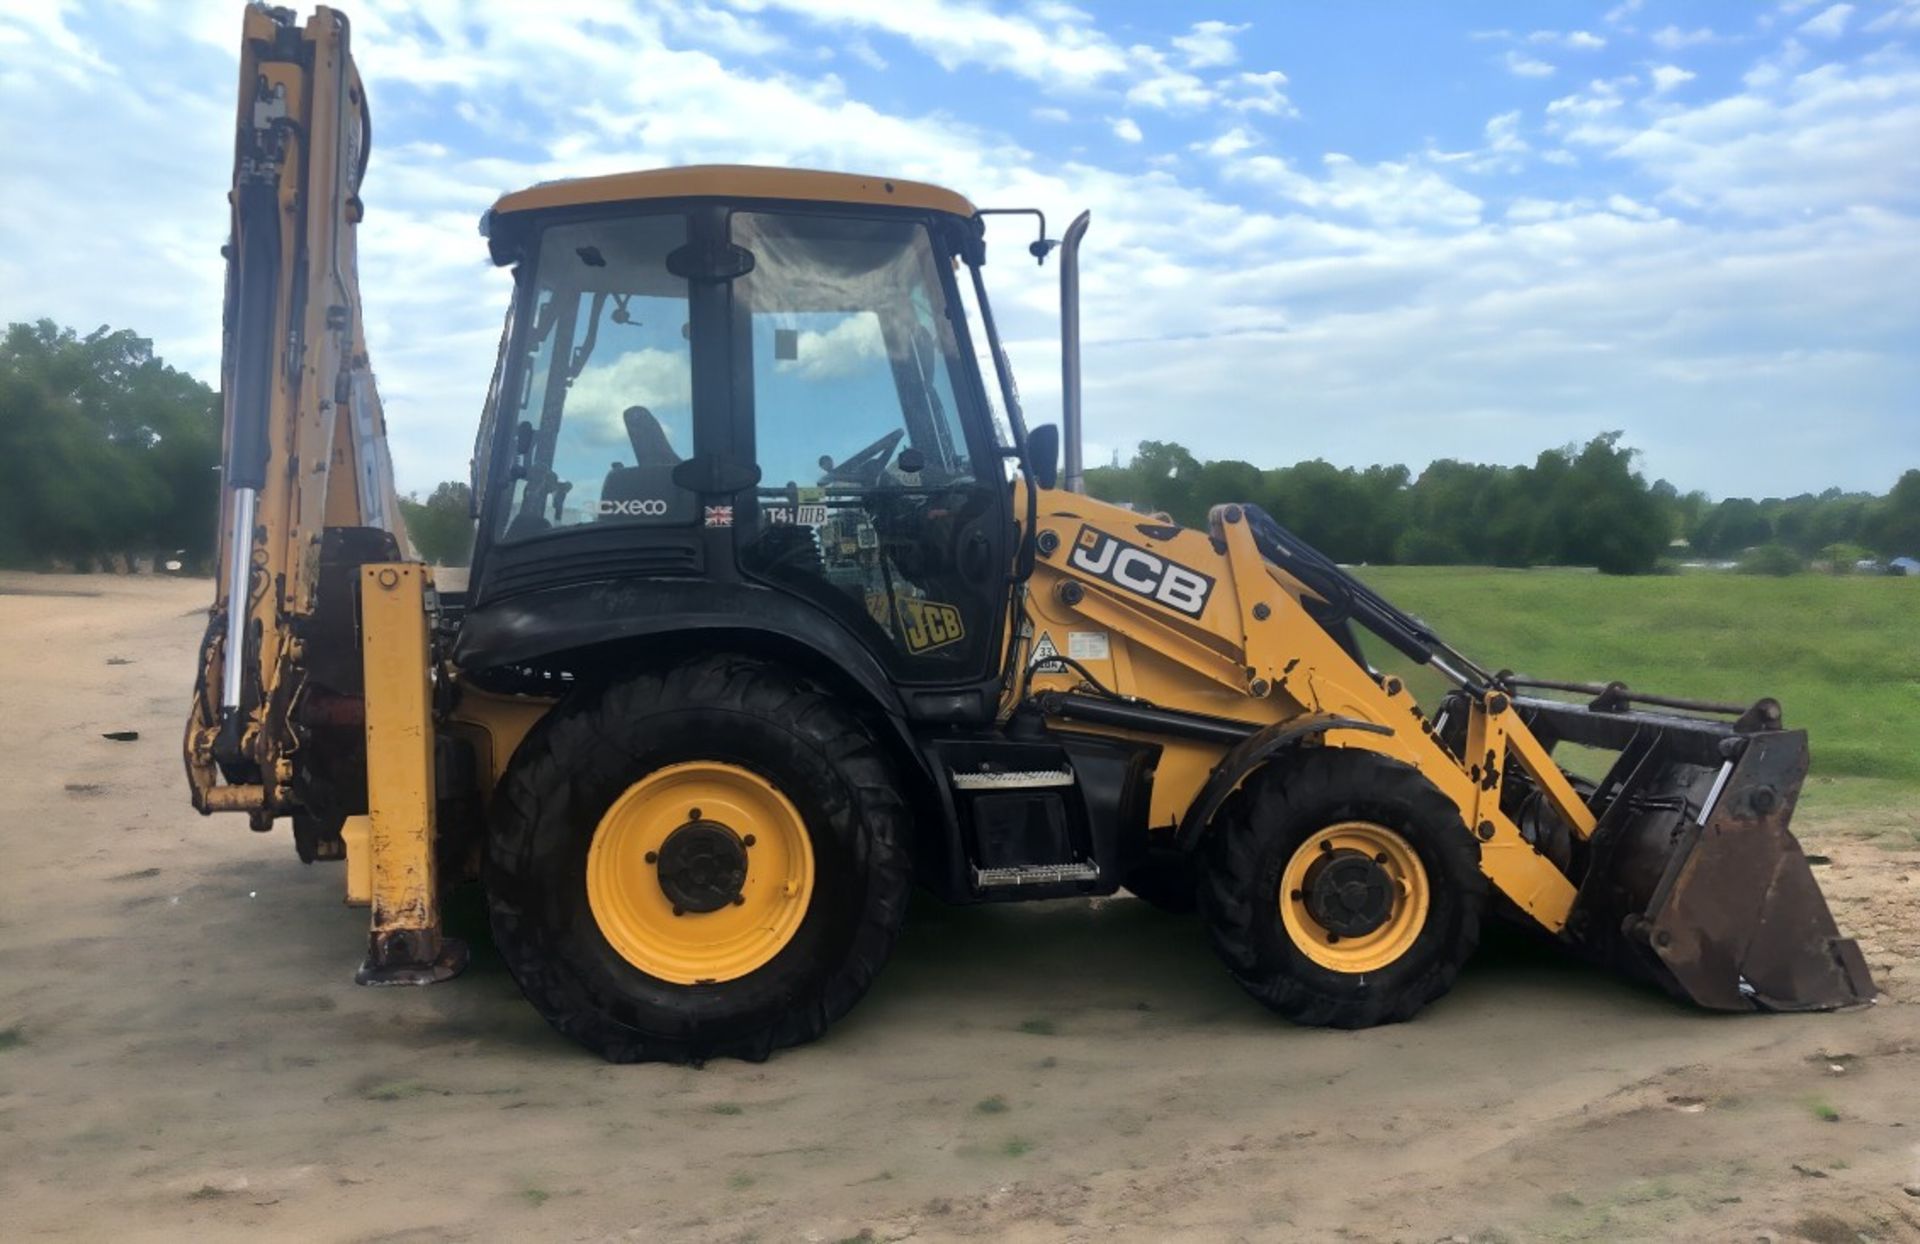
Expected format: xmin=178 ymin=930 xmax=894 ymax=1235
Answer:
xmin=354 ymin=562 xmax=468 ymax=986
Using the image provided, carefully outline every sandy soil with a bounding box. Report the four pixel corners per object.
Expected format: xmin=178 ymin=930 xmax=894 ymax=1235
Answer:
xmin=1 ymin=570 xmax=1916 ymax=1243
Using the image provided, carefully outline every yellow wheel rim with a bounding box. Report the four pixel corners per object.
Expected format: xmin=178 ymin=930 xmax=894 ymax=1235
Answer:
xmin=1279 ymin=821 xmax=1429 ymax=974
xmin=586 ymin=761 xmax=814 ymax=985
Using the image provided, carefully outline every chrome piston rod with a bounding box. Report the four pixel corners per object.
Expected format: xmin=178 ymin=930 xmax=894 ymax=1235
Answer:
xmin=220 ymin=486 xmax=257 ymax=711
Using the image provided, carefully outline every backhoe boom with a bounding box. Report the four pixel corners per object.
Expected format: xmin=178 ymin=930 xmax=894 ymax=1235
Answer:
xmin=187 ymin=4 xmax=405 ymax=824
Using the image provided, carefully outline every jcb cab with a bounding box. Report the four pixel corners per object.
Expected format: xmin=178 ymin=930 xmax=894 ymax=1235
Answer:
xmin=189 ymin=6 xmax=1872 ymax=1063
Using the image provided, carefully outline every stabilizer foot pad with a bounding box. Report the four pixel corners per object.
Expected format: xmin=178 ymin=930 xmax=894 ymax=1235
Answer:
xmin=355 ymin=935 xmax=470 ymax=987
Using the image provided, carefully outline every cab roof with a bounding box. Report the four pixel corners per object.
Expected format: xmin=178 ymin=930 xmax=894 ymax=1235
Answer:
xmin=488 ymin=165 xmax=977 ymax=221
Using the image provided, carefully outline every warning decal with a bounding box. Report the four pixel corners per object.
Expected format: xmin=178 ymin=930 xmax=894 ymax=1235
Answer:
xmin=1029 ymin=630 xmax=1068 ymax=674
xmin=1067 ymin=630 xmax=1110 ymax=661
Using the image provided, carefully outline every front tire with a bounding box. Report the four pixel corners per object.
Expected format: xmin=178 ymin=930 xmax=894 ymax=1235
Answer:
xmin=486 ymin=655 xmax=911 ymax=1063
xmin=1199 ymin=749 xmax=1485 ymax=1029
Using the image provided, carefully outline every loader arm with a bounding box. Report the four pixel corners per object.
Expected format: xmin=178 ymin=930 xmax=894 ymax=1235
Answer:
xmin=186 ymin=4 xmax=408 ymax=825
xmin=1017 ymin=488 xmax=1875 ymax=1014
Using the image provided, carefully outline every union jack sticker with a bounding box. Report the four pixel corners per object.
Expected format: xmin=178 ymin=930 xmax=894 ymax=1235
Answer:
xmin=703 ymin=505 xmax=734 ymax=528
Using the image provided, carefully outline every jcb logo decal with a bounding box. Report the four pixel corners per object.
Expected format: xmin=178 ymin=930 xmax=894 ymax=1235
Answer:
xmin=898 ymin=599 xmax=966 ymax=654
xmin=1067 ymin=526 xmax=1214 ymax=617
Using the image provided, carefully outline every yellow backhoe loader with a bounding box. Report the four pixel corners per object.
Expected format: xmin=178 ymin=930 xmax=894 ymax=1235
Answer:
xmin=187 ymin=5 xmax=1874 ymax=1062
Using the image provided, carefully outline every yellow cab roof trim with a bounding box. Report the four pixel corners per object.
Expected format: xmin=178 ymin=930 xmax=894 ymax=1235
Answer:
xmin=489 ymin=165 xmax=978 ymax=220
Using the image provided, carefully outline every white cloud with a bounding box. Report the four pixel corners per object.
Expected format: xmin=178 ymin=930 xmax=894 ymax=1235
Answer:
xmin=1110 ymin=116 xmax=1143 ymax=143
xmin=1798 ymin=3 xmax=1855 ymax=37
xmin=1866 ymin=0 xmax=1920 ymax=32
xmin=1429 ymin=110 xmax=1531 ymax=174
xmin=730 ymin=0 xmax=1131 ymax=88
xmin=1195 ymin=126 xmax=1259 ymax=158
xmin=1530 ymin=29 xmax=1607 ymax=50
xmin=1652 ymin=26 xmax=1718 ymax=51
xmin=723 ymin=0 xmax=1262 ymax=119
xmin=780 ymin=314 xmax=886 ymax=381
xmin=1230 ymin=152 xmax=1486 ymax=230
xmin=1504 ymin=50 xmax=1556 ymax=78
xmin=1223 ymin=69 xmax=1296 ymax=116
xmin=1604 ymin=0 xmax=1645 ymax=26
xmin=843 ymin=35 xmax=887 ymax=70
xmin=1123 ymin=46 xmax=1215 ymax=110
xmin=568 ymin=349 xmax=696 ymax=450
xmin=1548 ymin=77 xmax=1632 ymax=122
xmin=1605 ymin=193 xmax=1661 ymax=220
xmin=1507 ymin=197 xmax=1573 ymax=222
xmin=658 ymin=3 xmax=788 ymax=57
xmin=1650 ymin=64 xmax=1697 ymax=93
xmin=1171 ymin=20 xmax=1245 ymax=69
xmin=1031 ymin=105 xmax=1071 ymax=123
xmin=1743 ymin=37 xmax=1809 ymax=87
xmin=1562 ymin=53 xmax=1920 ymax=220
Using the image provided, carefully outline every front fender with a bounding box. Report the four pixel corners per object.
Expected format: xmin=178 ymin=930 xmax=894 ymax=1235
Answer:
xmin=1173 ymin=713 xmax=1392 ymax=850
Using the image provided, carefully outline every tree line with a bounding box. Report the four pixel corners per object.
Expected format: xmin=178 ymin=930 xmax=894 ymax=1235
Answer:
xmin=1084 ymin=434 xmax=1920 ymax=576
xmin=0 ymin=320 xmax=222 ymax=571
xmin=2 ymin=319 xmax=1913 ymax=575
xmin=0 ymin=317 xmax=476 ymax=572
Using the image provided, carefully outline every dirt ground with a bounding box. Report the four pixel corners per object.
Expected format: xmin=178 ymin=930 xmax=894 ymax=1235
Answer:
xmin=1 ymin=571 xmax=1916 ymax=1243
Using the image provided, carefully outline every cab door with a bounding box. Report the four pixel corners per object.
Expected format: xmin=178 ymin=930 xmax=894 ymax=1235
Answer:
xmin=731 ymin=211 xmax=1008 ymax=686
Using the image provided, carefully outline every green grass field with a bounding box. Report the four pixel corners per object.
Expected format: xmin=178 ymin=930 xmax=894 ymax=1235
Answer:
xmin=1351 ymin=567 xmax=1920 ymax=803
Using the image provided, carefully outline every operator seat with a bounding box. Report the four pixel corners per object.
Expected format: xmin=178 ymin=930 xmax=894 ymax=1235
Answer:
xmin=599 ymin=405 xmax=693 ymax=523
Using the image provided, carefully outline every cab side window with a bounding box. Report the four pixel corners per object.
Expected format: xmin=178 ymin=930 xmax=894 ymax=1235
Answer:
xmin=495 ymin=216 xmax=695 ymax=540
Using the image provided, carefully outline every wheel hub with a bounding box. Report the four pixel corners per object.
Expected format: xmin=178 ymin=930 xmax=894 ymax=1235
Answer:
xmin=1302 ymin=849 xmax=1394 ymax=937
xmin=654 ymin=820 xmax=749 ymax=914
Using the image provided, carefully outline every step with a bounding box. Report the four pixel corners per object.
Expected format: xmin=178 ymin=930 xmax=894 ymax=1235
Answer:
xmin=973 ymin=861 xmax=1101 ymax=888
xmin=949 ymin=768 xmax=1075 ymax=791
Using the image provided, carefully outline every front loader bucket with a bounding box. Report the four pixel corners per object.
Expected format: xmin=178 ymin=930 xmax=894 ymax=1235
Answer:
xmin=1516 ymin=693 xmax=1878 ymax=1013
xmin=1629 ymin=731 xmax=1875 ymax=1011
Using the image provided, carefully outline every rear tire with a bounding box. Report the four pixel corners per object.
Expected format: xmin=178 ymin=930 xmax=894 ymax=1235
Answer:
xmin=486 ymin=654 xmax=911 ymax=1063
xmin=1199 ymin=749 xmax=1485 ymax=1029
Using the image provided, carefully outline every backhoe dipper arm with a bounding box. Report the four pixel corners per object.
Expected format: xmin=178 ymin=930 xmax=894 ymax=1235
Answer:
xmin=187 ymin=4 xmax=407 ymax=822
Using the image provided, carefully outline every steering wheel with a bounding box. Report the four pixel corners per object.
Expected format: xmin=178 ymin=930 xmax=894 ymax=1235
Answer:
xmin=819 ymin=428 xmax=905 ymax=488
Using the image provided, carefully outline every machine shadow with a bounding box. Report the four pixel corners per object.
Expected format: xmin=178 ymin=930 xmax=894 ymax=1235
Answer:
xmin=438 ymin=878 xmax=1667 ymax=1056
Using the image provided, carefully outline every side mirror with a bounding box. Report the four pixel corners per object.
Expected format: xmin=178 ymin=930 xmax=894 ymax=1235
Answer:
xmin=1026 ymin=423 xmax=1060 ymax=490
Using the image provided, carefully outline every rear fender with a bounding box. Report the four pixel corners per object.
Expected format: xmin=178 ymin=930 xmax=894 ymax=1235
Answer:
xmin=456 ymin=587 xmax=948 ymax=864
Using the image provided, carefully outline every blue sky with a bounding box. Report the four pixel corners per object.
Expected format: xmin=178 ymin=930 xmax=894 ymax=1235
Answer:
xmin=1 ymin=0 xmax=1915 ymax=497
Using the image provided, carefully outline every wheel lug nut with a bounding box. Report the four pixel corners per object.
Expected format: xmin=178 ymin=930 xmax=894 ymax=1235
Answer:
xmin=1319 ymin=840 xmax=1333 ymax=852
xmin=645 ymin=851 xmax=658 ymax=864
xmin=732 ymin=894 xmax=745 ymax=906
xmin=689 ymin=808 xmax=701 ymax=820
xmin=1289 ymin=889 xmax=1304 ymax=901
xmin=742 ymin=834 xmax=756 ymax=848
xmin=1326 ymin=933 xmax=1341 ymax=944
xmin=671 ymin=906 xmax=685 ymax=917
xmin=1374 ymin=852 xmax=1389 ymax=865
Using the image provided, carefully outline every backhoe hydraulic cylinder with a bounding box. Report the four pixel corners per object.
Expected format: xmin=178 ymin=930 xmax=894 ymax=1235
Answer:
xmin=219 ymin=486 xmax=257 ymax=711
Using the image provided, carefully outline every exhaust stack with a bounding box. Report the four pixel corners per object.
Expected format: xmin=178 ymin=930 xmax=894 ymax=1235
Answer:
xmin=1059 ymin=210 xmax=1090 ymax=494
